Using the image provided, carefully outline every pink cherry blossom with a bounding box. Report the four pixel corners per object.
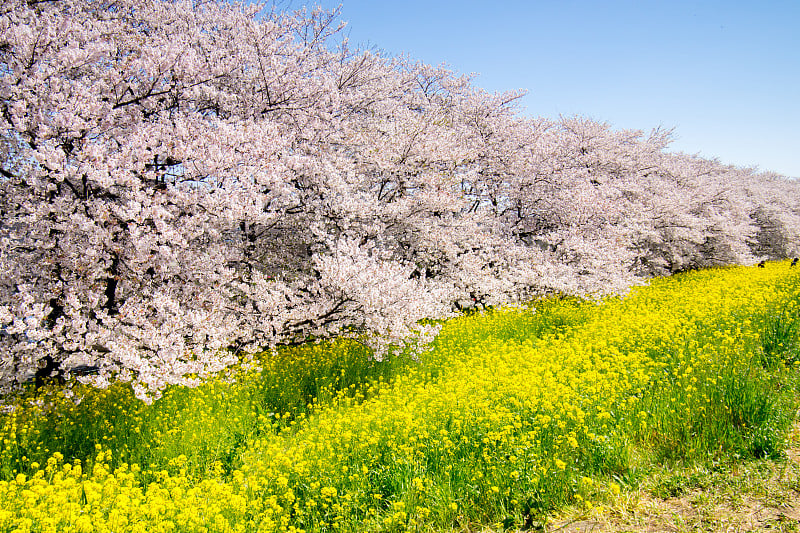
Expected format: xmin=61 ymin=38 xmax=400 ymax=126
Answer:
xmin=1 ymin=0 xmax=798 ymax=401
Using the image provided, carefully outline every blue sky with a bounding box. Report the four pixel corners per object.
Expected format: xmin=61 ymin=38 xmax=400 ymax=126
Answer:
xmin=292 ymin=0 xmax=799 ymax=178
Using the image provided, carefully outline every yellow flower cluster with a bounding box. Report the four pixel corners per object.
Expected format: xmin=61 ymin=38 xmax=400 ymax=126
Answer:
xmin=0 ymin=446 xmax=274 ymax=533
xmin=1 ymin=261 xmax=798 ymax=531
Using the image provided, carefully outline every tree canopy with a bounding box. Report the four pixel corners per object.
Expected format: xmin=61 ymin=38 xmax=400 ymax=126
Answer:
xmin=2 ymin=0 xmax=799 ymax=400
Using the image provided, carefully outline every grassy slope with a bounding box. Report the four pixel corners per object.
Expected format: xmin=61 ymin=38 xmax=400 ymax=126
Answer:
xmin=546 ymin=425 xmax=800 ymax=532
xmin=1 ymin=262 xmax=799 ymax=532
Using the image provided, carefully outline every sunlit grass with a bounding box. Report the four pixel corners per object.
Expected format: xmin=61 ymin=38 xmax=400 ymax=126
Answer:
xmin=1 ymin=261 xmax=799 ymax=532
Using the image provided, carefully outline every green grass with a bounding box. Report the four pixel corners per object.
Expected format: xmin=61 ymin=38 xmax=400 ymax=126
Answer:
xmin=0 ymin=337 xmax=412 ymax=481
xmin=1 ymin=262 xmax=800 ymax=532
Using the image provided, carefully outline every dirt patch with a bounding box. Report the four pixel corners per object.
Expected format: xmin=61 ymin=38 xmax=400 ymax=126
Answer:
xmin=549 ymin=492 xmax=800 ymax=532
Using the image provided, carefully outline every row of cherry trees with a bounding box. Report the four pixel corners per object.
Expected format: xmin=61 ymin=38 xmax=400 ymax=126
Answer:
xmin=2 ymin=0 xmax=799 ymax=400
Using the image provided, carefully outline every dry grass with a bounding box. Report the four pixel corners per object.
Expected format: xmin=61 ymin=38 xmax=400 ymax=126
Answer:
xmin=543 ymin=422 xmax=800 ymax=533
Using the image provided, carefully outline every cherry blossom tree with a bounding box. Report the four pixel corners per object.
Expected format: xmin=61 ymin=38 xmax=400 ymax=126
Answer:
xmin=2 ymin=0 xmax=799 ymax=400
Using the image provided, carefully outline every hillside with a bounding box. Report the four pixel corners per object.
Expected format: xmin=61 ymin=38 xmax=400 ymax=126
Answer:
xmin=1 ymin=262 xmax=799 ymax=531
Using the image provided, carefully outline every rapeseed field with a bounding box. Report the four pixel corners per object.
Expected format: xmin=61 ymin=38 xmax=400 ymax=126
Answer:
xmin=1 ymin=262 xmax=799 ymax=532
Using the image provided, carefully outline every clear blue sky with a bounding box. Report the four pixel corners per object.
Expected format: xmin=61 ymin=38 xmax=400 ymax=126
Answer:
xmin=291 ymin=0 xmax=799 ymax=178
